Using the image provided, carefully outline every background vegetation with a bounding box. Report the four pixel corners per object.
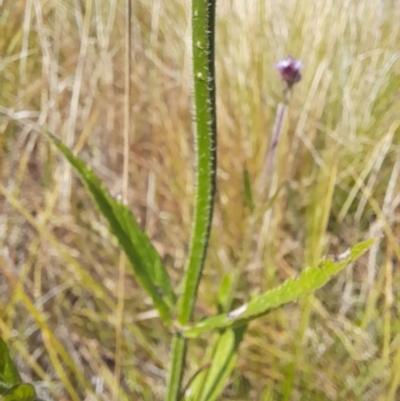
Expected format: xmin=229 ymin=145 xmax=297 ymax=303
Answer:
xmin=1 ymin=0 xmax=399 ymax=400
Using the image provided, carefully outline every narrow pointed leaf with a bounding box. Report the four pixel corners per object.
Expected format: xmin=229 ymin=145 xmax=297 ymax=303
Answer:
xmin=46 ymin=133 xmax=175 ymax=323
xmin=183 ymin=239 xmax=375 ymax=338
xmin=187 ymin=327 xmax=246 ymax=401
xmin=0 ymin=337 xmax=22 ymax=391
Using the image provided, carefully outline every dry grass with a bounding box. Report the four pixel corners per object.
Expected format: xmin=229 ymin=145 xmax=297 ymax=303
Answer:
xmin=1 ymin=0 xmax=400 ymax=400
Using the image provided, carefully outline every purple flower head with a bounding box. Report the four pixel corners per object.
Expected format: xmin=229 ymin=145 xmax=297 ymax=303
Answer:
xmin=274 ymin=56 xmax=303 ymax=88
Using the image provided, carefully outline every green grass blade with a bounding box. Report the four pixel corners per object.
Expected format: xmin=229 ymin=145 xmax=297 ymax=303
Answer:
xmin=187 ymin=327 xmax=246 ymax=401
xmin=183 ymin=239 xmax=375 ymax=338
xmin=46 ymin=133 xmax=175 ymax=323
xmin=0 ymin=337 xmax=22 ymax=392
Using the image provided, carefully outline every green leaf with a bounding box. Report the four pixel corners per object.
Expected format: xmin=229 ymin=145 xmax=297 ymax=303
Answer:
xmin=3 ymin=383 xmax=36 ymax=401
xmin=183 ymin=239 xmax=375 ymax=338
xmin=45 ymin=133 xmax=175 ymax=323
xmin=186 ymin=327 xmax=246 ymax=401
xmin=0 ymin=337 xmax=22 ymax=392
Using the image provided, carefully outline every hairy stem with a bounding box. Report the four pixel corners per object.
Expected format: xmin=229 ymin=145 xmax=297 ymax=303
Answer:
xmin=166 ymin=0 xmax=217 ymax=399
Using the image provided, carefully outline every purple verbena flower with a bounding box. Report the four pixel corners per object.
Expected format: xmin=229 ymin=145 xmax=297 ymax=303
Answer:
xmin=274 ymin=56 xmax=303 ymax=88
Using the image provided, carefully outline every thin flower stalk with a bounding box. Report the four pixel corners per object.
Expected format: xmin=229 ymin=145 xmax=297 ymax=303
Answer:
xmin=258 ymin=56 xmax=303 ymax=197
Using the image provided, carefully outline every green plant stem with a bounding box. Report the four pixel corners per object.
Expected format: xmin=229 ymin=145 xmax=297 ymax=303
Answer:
xmin=178 ymin=0 xmax=217 ymax=323
xmin=167 ymin=334 xmax=187 ymax=401
xmin=166 ymin=0 xmax=217 ymax=399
